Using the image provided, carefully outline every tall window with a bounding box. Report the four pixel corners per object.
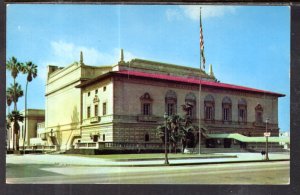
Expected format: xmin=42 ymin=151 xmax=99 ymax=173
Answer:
xmin=103 ymin=102 xmax=107 ymax=115
xmin=223 ymin=107 xmax=230 ymax=121
xmin=143 ymin=103 xmax=150 ymax=115
xmin=165 ymin=90 xmax=177 ymax=116
xmin=222 ymin=96 xmax=232 ymax=122
xmin=94 ymin=104 xmax=98 ymax=116
xmin=204 ymin=95 xmax=215 ymax=120
xmin=140 ymin=93 xmax=153 ymax=116
xmin=185 ymin=93 xmax=196 ymax=118
xmin=238 ymin=99 xmax=247 ymax=123
xmin=255 ymin=104 xmax=263 ymax=123
xmin=87 ymin=106 xmax=91 ymax=118
xmin=145 ymin=133 xmax=150 ymax=142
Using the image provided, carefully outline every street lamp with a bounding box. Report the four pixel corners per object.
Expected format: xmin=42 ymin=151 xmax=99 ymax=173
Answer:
xmin=164 ymin=112 xmax=169 ymax=165
xmin=265 ymin=118 xmax=269 ymax=161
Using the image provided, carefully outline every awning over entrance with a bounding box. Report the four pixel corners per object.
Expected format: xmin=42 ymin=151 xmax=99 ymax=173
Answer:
xmin=206 ymin=133 xmax=290 ymax=143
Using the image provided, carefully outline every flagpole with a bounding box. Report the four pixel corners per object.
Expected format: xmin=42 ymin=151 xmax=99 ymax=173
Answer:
xmin=198 ymin=7 xmax=202 ymax=155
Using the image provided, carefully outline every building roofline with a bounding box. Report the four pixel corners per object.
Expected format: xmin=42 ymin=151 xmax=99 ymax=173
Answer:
xmin=130 ymin=58 xmax=206 ymax=73
xmin=75 ymin=72 xmax=113 ymax=88
xmin=76 ymin=70 xmax=285 ymax=97
xmin=48 ymin=62 xmax=113 ymax=78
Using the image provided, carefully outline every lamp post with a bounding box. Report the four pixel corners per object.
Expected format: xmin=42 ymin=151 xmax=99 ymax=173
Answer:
xmin=265 ymin=118 xmax=269 ymax=161
xmin=164 ymin=112 xmax=169 ymax=165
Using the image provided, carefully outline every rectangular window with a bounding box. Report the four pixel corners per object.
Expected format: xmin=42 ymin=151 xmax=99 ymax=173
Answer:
xmin=94 ymin=105 xmax=98 ymax=116
xmin=223 ymin=108 xmax=229 ymax=121
xmin=88 ymin=92 xmax=90 ymax=97
xmin=95 ymin=89 xmax=98 ymax=94
xmin=87 ymin=106 xmax=91 ymax=118
xmin=239 ymin=109 xmax=245 ymax=122
xmin=205 ymin=106 xmax=212 ymax=120
xmin=143 ymin=103 xmax=150 ymax=115
xmin=103 ymin=134 xmax=105 ymax=141
xmin=103 ymin=86 xmax=106 ymax=91
xmin=167 ymin=103 xmax=174 ymax=116
xmin=103 ymin=102 xmax=107 ymax=115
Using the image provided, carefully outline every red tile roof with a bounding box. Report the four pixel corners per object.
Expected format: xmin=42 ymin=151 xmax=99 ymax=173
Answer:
xmin=116 ymin=70 xmax=285 ymax=97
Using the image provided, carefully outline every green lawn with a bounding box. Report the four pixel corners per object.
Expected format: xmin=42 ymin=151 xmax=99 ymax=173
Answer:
xmin=61 ymin=152 xmax=234 ymax=161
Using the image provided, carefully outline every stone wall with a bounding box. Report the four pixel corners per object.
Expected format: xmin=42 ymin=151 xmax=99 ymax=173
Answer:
xmin=45 ymin=63 xmax=112 ymax=150
xmin=113 ymin=75 xmax=280 ymax=137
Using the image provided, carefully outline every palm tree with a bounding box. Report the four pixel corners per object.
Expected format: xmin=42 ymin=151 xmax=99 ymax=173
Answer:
xmin=7 ymin=111 xmax=24 ymax=151
xmin=6 ymin=93 xmax=12 ymax=113
xmin=6 ymin=93 xmax=13 ymax=150
xmin=156 ymin=115 xmax=184 ymax=154
xmin=6 ymin=83 xmax=23 ymax=111
xmin=6 ymin=57 xmax=23 ymax=111
xmin=6 ymin=83 xmax=23 ymax=151
xmin=21 ymin=61 xmax=38 ymax=153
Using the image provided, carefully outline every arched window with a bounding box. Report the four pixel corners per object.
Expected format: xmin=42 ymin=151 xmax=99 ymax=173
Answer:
xmin=165 ymin=90 xmax=177 ymax=116
xmin=185 ymin=92 xmax=196 ymax=118
xmin=140 ymin=92 xmax=153 ymax=115
xmin=145 ymin=133 xmax=150 ymax=142
xmin=222 ymin=96 xmax=232 ymax=122
xmin=238 ymin=99 xmax=247 ymax=123
xmin=255 ymin=104 xmax=263 ymax=123
xmin=204 ymin=95 xmax=215 ymax=121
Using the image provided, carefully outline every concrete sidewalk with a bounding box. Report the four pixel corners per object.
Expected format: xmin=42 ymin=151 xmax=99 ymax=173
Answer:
xmin=6 ymin=152 xmax=290 ymax=167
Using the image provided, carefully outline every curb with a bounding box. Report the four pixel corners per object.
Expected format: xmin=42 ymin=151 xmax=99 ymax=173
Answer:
xmin=114 ymin=155 xmax=238 ymax=162
xmin=44 ymin=158 xmax=290 ymax=168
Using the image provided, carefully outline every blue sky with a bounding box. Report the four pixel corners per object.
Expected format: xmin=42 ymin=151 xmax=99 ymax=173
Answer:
xmin=6 ymin=5 xmax=290 ymax=131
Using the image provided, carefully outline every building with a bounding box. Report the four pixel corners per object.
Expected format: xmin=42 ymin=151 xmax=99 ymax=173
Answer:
xmin=39 ymin=50 xmax=285 ymax=151
xmin=7 ymin=109 xmax=45 ymax=150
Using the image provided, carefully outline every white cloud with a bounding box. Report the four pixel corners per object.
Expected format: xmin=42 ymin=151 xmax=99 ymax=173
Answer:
xmin=38 ymin=40 xmax=137 ymax=82
xmin=50 ymin=40 xmax=136 ymax=65
xmin=167 ymin=5 xmax=236 ymax=21
xmin=166 ymin=8 xmax=182 ymax=21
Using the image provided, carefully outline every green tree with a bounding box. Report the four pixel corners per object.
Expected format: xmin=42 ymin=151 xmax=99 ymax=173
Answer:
xmin=156 ymin=103 xmax=206 ymax=154
xmin=6 ymin=57 xmax=23 ymax=111
xmin=7 ymin=111 xmax=24 ymax=151
xmin=6 ymin=92 xmax=13 ymax=150
xmin=6 ymin=83 xmax=23 ymax=111
xmin=6 ymin=92 xmax=13 ymax=113
xmin=21 ymin=61 xmax=38 ymax=153
xmin=156 ymin=115 xmax=184 ymax=153
xmin=6 ymin=83 xmax=24 ymax=151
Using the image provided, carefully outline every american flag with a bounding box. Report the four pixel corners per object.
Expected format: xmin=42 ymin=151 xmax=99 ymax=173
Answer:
xmin=200 ymin=8 xmax=205 ymax=70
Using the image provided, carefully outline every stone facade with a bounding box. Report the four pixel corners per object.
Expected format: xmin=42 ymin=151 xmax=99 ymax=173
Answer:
xmin=45 ymin=60 xmax=112 ymax=150
xmin=43 ymin=51 xmax=284 ymax=150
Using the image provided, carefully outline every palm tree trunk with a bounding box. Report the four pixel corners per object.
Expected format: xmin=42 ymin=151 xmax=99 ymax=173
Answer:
xmin=7 ymin=106 xmax=10 ymax=151
xmin=23 ymin=81 xmax=28 ymax=154
xmin=16 ymin=131 xmax=19 ymax=151
xmin=13 ymin=78 xmax=16 ymax=151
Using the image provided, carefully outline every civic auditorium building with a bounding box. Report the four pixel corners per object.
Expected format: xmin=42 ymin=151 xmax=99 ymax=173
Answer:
xmin=39 ymin=50 xmax=285 ymax=151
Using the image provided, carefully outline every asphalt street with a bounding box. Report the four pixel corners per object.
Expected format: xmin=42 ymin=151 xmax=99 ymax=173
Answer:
xmin=7 ymin=160 xmax=289 ymax=184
